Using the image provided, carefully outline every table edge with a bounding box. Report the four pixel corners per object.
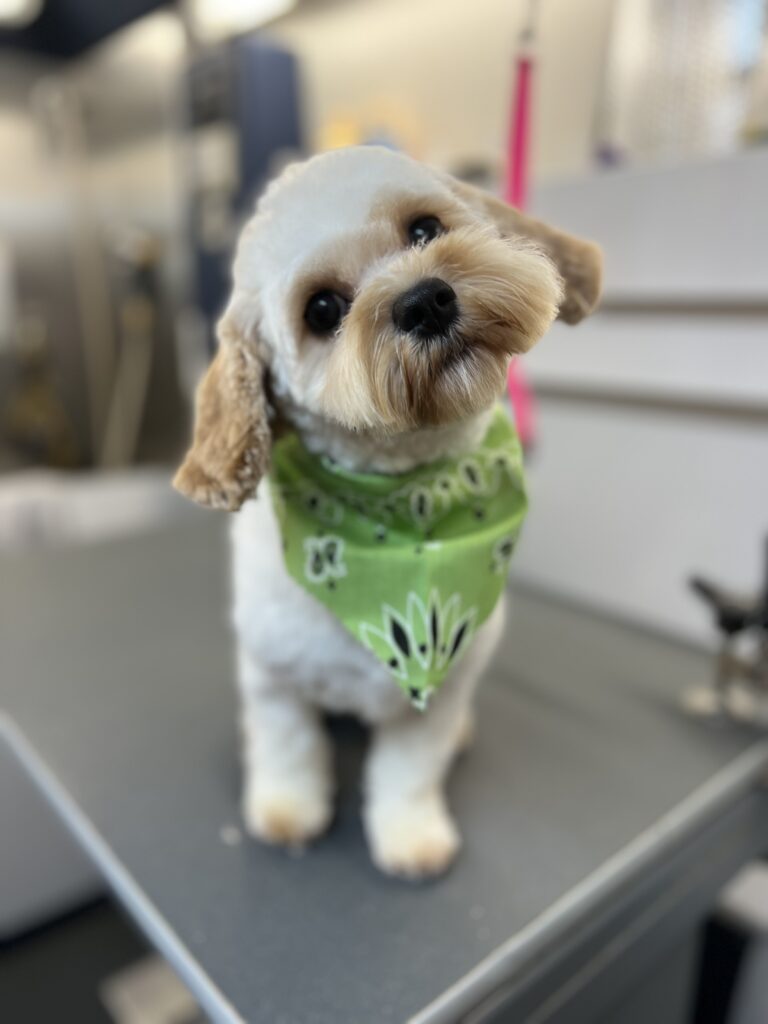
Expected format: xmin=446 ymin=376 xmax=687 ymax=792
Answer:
xmin=4 ymin=702 xmax=768 ymax=1024
xmin=409 ymin=736 xmax=768 ymax=1024
xmin=0 ymin=712 xmax=245 ymax=1024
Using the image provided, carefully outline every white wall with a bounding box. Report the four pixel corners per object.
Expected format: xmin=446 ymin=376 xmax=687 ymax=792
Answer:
xmin=273 ymin=0 xmax=615 ymax=177
xmin=516 ymin=149 xmax=768 ymax=644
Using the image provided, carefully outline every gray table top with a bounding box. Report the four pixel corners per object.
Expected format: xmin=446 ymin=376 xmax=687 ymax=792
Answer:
xmin=2 ymin=519 xmax=767 ymax=1024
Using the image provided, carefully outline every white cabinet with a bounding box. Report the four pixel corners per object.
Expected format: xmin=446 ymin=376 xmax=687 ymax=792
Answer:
xmin=516 ymin=151 xmax=768 ymax=643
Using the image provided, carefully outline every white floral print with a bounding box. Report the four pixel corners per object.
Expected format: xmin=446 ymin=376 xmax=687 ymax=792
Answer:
xmin=303 ymin=535 xmax=347 ymax=584
xmin=359 ymin=588 xmax=478 ymax=708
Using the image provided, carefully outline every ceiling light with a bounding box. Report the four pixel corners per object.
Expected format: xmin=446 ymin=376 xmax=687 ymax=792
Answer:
xmin=0 ymin=0 xmax=43 ymax=28
xmin=187 ymin=0 xmax=297 ymax=41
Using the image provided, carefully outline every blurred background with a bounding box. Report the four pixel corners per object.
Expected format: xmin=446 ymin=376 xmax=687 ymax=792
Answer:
xmin=0 ymin=0 xmax=766 ymax=631
xmin=1 ymin=0 xmax=767 ymax=1021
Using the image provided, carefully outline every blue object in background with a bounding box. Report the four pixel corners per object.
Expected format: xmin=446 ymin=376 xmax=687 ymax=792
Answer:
xmin=184 ymin=36 xmax=303 ymax=348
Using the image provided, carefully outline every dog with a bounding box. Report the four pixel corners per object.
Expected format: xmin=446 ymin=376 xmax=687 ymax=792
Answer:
xmin=174 ymin=146 xmax=602 ymax=879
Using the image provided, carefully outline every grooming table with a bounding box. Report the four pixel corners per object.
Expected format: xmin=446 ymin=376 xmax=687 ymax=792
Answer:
xmin=2 ymin=520 xmax=767 ymax=1024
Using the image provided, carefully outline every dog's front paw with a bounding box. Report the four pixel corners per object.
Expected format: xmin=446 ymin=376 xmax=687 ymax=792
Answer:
xmin=243 ymin=780 xmax=332 ymax=848
xmin=366 ymin=794 xmax=461 ymax=880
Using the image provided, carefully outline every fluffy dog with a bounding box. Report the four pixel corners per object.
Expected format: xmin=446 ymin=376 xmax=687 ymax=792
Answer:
xmin=174 ymin=146 xmax=601 ymax=878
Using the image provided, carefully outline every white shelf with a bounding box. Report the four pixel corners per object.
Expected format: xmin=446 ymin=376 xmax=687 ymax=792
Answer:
xmin=532 ymin=149 xmax=768 ymax=300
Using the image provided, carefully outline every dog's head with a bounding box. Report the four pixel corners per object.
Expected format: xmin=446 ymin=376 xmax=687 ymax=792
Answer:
xmin=174 ymin=146 xmax=602 ymax=510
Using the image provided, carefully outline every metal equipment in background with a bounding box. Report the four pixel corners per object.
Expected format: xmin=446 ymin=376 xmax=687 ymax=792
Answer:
xmin=684 ymin=538 xmax=768 ymax=725
xmin=0 ymin=12 xmax=304 ymax=473
xmin=0 ymin=19 xmax=188 ymax=472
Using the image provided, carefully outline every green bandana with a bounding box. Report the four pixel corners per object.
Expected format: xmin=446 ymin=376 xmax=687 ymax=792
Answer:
xmin=268 ymin=406 xmax=527 ymax=709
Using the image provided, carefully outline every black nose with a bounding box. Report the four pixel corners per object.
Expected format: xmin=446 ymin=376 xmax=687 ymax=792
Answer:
xmin=392 ymin=277 xmax=458 ymax=339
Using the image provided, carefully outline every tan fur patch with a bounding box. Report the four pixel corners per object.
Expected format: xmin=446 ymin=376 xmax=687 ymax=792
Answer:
xmin=449 ymin=178 xmax=603 ymax=324
xmin=288 ymin=224 xmax=398 ymax=342
xmin=173 ymin=317 xmax=271 ymax=512
xmin=289 ymin=192 xmax=477 ymax=344
xmin=368 ymin=189 xmax=478 ymax=242
xmin=320 ymin=225 xmax=563 ymax=432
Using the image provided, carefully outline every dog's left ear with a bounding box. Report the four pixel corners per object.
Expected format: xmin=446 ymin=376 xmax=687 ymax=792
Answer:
xmin=173 ymin=315 xmax=271 ymax=512
xmin=450 ymin=179 xmax=603 ymax=325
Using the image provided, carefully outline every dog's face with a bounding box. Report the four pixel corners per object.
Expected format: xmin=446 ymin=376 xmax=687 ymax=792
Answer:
xmin=175 ymin=147 xmax=602 ymax=511
xmin=241 ymin=148 xmax=566 ymax=433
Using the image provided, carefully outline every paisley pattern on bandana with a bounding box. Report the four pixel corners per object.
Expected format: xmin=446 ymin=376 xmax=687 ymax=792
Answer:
xmin=268 ymin=405 xmax=527 ymax=708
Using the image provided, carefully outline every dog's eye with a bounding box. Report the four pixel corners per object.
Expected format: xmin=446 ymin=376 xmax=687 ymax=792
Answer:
xmin=408 ymin=216 xmax=444 ymax=246
xmin=304 ymin=290 xmax=350 ymax=335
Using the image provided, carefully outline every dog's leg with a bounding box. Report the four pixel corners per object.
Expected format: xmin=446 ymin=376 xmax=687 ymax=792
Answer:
xmin=363 ymin=600 xmax=504 ymax=879
xmin=238 ymin=647 xmax=333 ymax=847
xmin=363 ymin=687 xmax=470 ymax=879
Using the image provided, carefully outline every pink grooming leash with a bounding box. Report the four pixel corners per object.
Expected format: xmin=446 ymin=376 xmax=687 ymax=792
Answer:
xmin=505 ymin=3 xmax=538 ymax=450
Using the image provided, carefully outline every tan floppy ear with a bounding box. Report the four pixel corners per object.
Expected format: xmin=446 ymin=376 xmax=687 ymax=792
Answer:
xmin=450 ymin=179 xmax=603 ymax=325
xmin=173 ymin=316 xmax=271 ymax=512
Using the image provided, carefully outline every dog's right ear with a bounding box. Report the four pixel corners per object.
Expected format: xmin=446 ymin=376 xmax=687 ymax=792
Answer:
xmin=173 ymin=315 xmax=271 ymax=512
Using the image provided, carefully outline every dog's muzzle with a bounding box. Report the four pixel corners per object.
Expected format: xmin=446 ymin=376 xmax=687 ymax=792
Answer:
xmin=392 ymin=277 xmax=458 ymax=340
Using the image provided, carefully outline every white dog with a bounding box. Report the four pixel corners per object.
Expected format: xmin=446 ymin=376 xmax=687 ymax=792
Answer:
xmin=174 ymin=146 xmax=601 ymax=879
